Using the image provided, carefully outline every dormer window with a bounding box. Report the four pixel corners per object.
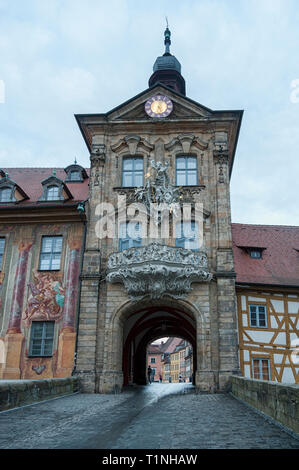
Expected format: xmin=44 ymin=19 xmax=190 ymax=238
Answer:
xmin=238 ymin=246 xmax=265 ymax=259
xmin=46 ymin=185 xmax=60 ymax=201
xmin=0 ymin=187 xmax=12 ymax=202
xmin=39 ymin=172 xmax=73 ymax=202
xmin=64 ymin=163 xmax=88 ymax=183
xmin=0 ymin=174 xmax=28 ymax=204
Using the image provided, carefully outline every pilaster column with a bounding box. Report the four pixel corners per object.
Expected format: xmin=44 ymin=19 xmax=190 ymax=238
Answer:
xmin=74 ymin=136 xmax=106 ymax=392
xmin=2 ymin=241 xmax=32 ymax=379
xmin=213 ymin=144 xmax=240 ymax=391
xmin=56 ymin=235 xmax=81 ymax=377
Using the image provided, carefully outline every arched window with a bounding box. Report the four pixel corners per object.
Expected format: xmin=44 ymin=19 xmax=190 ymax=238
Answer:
xmin=0 ymin=187 xmax=12 ymax=202
xmin=46 ymin=185 xmax=60 ymax=201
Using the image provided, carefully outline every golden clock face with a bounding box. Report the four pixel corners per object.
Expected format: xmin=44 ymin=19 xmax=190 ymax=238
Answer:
xmin=145 ymin=94 xmax=173 ymax=118
xmin=151 ymin=100 xmax=167 ymax=114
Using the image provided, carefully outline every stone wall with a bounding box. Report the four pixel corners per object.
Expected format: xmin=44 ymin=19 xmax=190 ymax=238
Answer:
xmin=0 ymin=377 xmax=79 ymax=411
xmin=230 ymin=375 xmax=299 ymax=434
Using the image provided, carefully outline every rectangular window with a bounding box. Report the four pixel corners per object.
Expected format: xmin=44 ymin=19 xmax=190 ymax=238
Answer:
xmin=0 ymin=238 xmax=5 ymax=270
xmin=249 ymin=304 xmax=267 ymax=328
xmin=122 ymin=157 xmax=144 ymax=187
xmin=70 ymin=170 xmax=81 ymax=181
xmin=176 ymin=156 xmax=197 ymax=186
xmin=46 ymin=185 xmax=60 ymax=201
xmin=252 ymin=358 xmax=270 ymax=380
xmin=39 ymin=236 xmax=63 ymax=270
xmin=119 ymin=221 xmax=142 ymax=251
xmin=176 ymin=221 xmax=199 ymax=250
xmin=250 ymin=250 xmax=262 ymax=259
xmin=29 ymin=321 xmax=55 ymax=357
xmin=150 ymin=357 xmax=156 ymax=364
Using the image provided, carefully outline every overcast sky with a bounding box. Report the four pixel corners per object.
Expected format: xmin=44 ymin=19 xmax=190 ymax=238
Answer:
xmin=0 ymin=0 xmax=298 ymax=225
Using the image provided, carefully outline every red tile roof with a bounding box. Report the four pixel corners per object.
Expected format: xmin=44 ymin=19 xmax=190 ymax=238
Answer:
xmin=0 ymin=168 xmax=90 ymax=206
xmin=232 ymin=223 xmax=299 ymax=287
xmin=147 ymin=344 xmax=163 ymax=354
xmin=160 ymin=337 xmax=184 ymax=354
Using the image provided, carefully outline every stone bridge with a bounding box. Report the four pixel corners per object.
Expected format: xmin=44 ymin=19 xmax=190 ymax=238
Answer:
xmin=0 ymin=376 xmax=298 ymax=449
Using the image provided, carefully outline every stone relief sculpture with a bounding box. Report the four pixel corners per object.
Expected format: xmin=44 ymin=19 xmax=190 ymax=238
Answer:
xmin=134 ymin=159 xmax=180 ymax=224
xmin=22 ymin=270 xmax=65 ymax=327
xmin=106 ymin=242 xmax=212 ymax=301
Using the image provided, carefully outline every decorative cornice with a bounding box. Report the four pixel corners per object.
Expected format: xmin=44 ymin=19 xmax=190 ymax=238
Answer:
xmin=106 ymin=242 xmax=213 ymax=301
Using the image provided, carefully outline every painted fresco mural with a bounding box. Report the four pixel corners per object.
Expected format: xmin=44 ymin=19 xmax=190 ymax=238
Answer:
xmin=22 ymin=270 xmax=65 ymax=327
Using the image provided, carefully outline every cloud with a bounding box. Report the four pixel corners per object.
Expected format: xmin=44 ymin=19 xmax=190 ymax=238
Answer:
xmin=0 ymin=0 xmax=298 ymax=225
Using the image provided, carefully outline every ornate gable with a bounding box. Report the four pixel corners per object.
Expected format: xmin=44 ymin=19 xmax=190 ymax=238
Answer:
xmin=107 ymin=85 xmax=212 ymax=122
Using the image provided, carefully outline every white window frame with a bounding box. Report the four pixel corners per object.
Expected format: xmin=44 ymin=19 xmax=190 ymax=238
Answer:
xmin=249 ymin=304 xmax=268 ymax=328
xmin=122 ymin=157 xmax=144 ymax=187
xmin=46 ymin=185 xmax=60 ymax=201
xmin=176 ymin=155 xmax=198 ymax=186
xmin=39 ymin=236 xmax=63 ymax=271
xmin=29 ymin=321 xmax=55 ymax=357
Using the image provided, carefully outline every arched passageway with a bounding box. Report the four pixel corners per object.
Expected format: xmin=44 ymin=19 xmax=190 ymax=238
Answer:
xmin=122 ymin=303 xmax=197 ymax=386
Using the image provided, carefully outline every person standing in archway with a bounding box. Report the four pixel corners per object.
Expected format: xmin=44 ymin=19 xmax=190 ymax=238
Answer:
xmin=147 ymin=365 xmax=152 ymax=384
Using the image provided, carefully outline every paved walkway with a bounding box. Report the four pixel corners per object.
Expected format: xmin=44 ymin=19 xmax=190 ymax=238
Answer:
xmin=0 ymin=383 xmax=298 ymax=449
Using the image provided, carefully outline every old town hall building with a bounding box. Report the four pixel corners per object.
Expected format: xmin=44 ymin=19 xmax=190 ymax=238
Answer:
xmin=0 ymin=29 xmax=298 ymax=392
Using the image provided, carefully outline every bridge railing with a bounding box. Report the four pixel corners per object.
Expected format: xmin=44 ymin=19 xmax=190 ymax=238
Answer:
xmin=230 ymin=375 xmax=299 ymax=436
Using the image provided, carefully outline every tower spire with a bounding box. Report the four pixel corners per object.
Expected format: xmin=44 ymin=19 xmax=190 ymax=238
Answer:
xmin=164 ymin=18 xmax=171 ymax=55
xmin=148 ymin=24 xmax=186 ymax=95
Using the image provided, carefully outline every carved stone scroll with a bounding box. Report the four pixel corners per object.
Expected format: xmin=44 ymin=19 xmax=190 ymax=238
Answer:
xmin=106 ymin=242 xmax=213 ymax=301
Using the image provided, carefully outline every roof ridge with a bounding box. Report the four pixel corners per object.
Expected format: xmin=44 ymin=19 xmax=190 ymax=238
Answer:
xmin=232 ymin=223 xmax=299 ymax=229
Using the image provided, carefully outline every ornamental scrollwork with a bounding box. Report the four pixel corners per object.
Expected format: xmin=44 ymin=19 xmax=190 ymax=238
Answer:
xmin=106 ymin=242 xmax=213 ymax=301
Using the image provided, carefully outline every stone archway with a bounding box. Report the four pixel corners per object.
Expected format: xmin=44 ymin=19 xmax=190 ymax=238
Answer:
xmin=114 ymin=299 xmax=201 ymax=388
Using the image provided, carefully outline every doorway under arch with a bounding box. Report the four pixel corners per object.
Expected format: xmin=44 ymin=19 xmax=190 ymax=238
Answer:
xmin=122 ymin=303 xmax=197 ymax=386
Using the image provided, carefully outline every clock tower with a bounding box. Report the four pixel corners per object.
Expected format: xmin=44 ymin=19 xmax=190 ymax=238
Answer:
xmin=148 ymin=26 xmax=186 ymax=95
xmin=74 ymin=28 xmax=243 ymax=393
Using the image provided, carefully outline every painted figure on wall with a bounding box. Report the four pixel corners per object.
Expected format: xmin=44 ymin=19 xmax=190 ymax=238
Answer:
xmin=22 ymin=270 xmax=65 ymax=327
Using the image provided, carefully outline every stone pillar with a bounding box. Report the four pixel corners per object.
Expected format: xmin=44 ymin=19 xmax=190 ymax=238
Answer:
xmin=56 ymin=235 xmax=81 ymax=378
xmin=74 ymin=136 xmax=106 ymax=392
xmin=2 ymin=241 xmax=32 ymax=379
xmin=213 ymin=144 xmax=240 ymax=391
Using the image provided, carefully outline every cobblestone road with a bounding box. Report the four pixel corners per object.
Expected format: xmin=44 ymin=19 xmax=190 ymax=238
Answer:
xmin=0 ymin=383 xmax=298 ymax=449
